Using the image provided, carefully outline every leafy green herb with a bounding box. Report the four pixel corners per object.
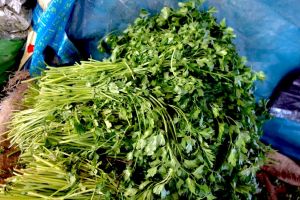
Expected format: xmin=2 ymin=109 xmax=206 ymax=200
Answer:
xmin=1 ymin=1 xmax=269 ymax=200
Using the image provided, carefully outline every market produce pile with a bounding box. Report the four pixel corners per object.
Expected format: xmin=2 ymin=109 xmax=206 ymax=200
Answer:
xmin=0 ymin=2 xmax=268 ymax=199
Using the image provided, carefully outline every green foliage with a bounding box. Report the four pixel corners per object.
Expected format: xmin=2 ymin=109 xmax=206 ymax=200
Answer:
xmin=1 ymin=2 xmax=269 ymax=200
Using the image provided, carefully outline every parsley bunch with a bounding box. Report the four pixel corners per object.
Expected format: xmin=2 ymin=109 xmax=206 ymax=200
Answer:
xmin=1 ymin=2 xmax=268 ymax=200
xmin=101 ymin=2 xmax=269 ymax=198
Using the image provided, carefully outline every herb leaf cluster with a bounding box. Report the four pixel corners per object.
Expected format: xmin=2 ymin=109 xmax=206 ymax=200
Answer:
xmin=1 ymin=2 xmax=268 ymax=200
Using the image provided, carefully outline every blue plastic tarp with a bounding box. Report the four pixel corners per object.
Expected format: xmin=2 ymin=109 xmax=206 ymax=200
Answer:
xmin=67 ymin=0 xmax=182 ymax=61
xmin=29 ymin=0 xmax=300 ymax=160
xmin=206 ymin=0 xmax=300 ymax=160
xmin=208 ymin=0 xmax=300 ymax=100
xmin=29 ymin=0 xmax=78 ymax=76
xmin=262 ymin=118 xmax=300 ymax=160
xmin=66 ymin=0 xmax=300 ymax=100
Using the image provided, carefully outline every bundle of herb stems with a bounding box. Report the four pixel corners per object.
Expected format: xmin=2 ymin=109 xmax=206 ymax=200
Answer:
xmin=0 ymin=2 xmax=268 ymax=199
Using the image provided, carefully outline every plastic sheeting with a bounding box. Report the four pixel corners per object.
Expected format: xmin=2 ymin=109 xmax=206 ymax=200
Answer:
xmin=67 ymin=0 xmax=181 ymax=60
xmin=0 ymin=0 xmax=32 ymax=39
xmin=207 ymin=0 xmax=300 ymax=160
xmin=0 ymin=39 xmax=24 ymax=85
xmin=260 ymin=71 xmax=300 ymax=160
xmin=29 ymin=0 xmax=79 ymax=76
xmin=262 ymin=118 xmax=300 ymax=161
xmin=206 ymin=0 xmax=300 ymax=101
xmin=269 ymin=71 xmax=300 ymax=122
xmin=67 ymin=0 xmax=300 ymax=101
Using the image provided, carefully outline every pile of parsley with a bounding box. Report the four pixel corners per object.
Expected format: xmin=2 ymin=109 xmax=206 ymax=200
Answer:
xmin=1 ymin=2 xmax=268 ymax=199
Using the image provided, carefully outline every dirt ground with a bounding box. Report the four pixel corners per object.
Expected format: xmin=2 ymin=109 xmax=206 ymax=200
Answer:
xmin=0 ymin=147 xmax=20 ymax=184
